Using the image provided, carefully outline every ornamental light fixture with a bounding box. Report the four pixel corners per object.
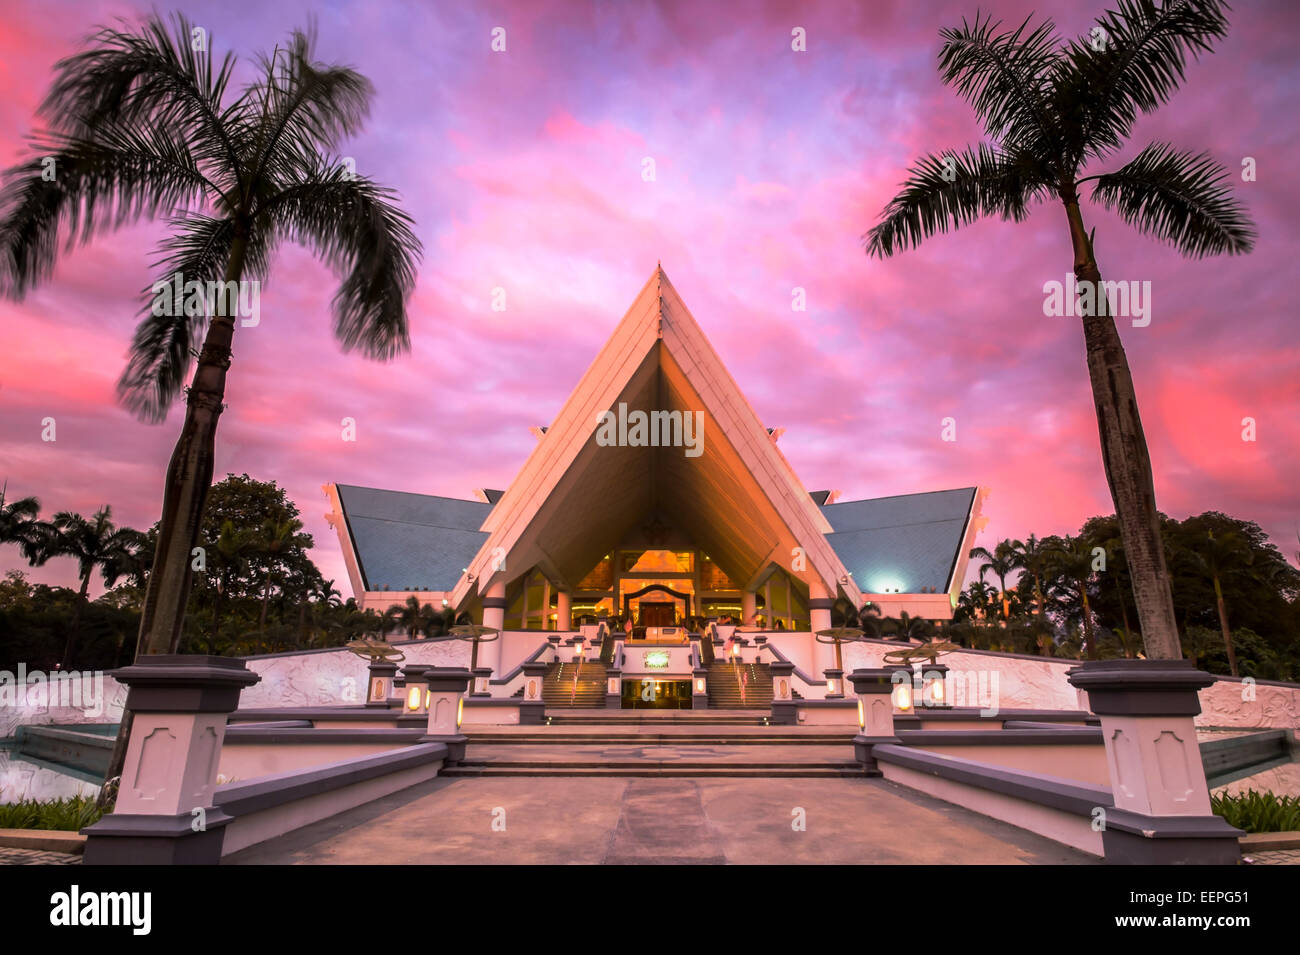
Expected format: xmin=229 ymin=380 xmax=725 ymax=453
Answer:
xmin=892 ymin=675 xmax=914 ymax=713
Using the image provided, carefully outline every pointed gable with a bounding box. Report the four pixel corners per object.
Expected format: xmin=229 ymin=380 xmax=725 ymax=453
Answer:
xmin=452 ymin=266 xmax=858 ymax=606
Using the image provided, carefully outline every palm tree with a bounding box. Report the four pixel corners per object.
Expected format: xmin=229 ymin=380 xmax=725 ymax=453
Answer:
xmin=32 ymin=507 xmax=147 ymax=667
xmin=884 ymin=611 xmax=936 ymax=643
xmin=970 ymin=540 xmax=1019 ymax=621
xmin=865 ymin=1 xmax=1254 ymax=662
xmin=1046 ymin=535 xmax=1101 ymax=659
xmin=1009 ymin=534 xmax=1052 ymax=618
xmin=956 ymin=578 xmax=998 ymax=623
xmin=1182 ymin=528 xmax=1253 ymax=676
xmin=0 ymin=15 xmax=421 ymax=663
xmin=0 ymin=485 xmax=46 ymax=562
xmin=395 ymin=595 xmax=437 ymax=640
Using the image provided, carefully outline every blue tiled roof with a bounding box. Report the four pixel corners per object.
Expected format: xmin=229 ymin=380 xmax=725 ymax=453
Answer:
xmin=821 ymin=488 xmax=976 ymax=594
xmin=336 ymin=485 xmax=491 ymax=592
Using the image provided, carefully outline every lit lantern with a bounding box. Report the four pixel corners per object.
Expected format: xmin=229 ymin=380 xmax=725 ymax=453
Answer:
xmin=892 ymin=674 xmax=914 ymax=713
xmin=824 ymin=667 xmax=844 ymax=699
xmin=400 ymin=665 xmax=433 ymax=715
xmin=692 ymin=667 xmax=710 ymax=710
xmin=922 ymin=664 xmax=951 ymax=709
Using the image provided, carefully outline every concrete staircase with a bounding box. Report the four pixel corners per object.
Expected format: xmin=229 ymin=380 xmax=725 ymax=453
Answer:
xmin=706 ymin=661 xmax=774 ymax=709
xmin=543 ymin=660 xmax=608 ymax=707
xmin=444 ymin=714 xmax=862 ymax=778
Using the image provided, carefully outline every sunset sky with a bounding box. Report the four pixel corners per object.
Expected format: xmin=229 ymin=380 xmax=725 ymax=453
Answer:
xmin=2 ymin=0 xmax=1297 ymax=599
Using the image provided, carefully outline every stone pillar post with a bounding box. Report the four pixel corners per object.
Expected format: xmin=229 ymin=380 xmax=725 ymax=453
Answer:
xmin=605 ymin=667 xmax=623 ymax=708
xmin=823 ymin=667 xmax=845 ymax=699
xmin=82 ymin=656 xmax=260 ymax=865
xmin=1067 ymin=660 xmax=1242 ymax=864
xmin=366 ymin=660 xmax=398 ymax=708
xmin=470 ymin=666 xmax=492 ymax=697
xmin=692 ymin=667 xmax=710 ymax=710
xmin=519 ymin=660 xmax=548 ymax=725
xmin=848 ymin=667 xmax=906 ymax=776
xmin=556 ymin=590 xmax=572 ymax=631
xmin=421 ymin=667 xmax=472 ymax=762
xmin=769 ymin=661 xmax=796 ymax=725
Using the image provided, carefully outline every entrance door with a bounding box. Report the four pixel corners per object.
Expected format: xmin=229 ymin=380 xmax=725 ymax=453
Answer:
xmin=639 ymin=601 xmax=676 ymax=627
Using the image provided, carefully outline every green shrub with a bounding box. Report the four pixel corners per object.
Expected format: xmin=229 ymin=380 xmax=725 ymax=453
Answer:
xmin=0 ymin=794 xmax=104 ymax=831
xmin=1211 ymin=789 xmax=1300 ymax=833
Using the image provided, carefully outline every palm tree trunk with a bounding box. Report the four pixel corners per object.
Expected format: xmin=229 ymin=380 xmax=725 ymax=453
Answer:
xmin=1062 ymin=196 xmax=1181 ymax=660
xmin=105 ymin=231 xmax=249 ymax=791
xmin=1079 ymin=582 xmax=1097 ymax=660
xmin=1212 ymin=575 xmax=1240 ymax=677
xmin=60 ymin=570 xmax=92 ymax=669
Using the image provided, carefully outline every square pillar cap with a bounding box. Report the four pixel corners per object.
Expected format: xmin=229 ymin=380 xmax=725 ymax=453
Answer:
xmin=422 ymin=667 xmax=473 ymax=692
xmin=111 ymin=654 xmax=260 ymax=713
xmin=848 ymin=666 xmax=910 ymax=694
xmin=1067 ymin=659 xmax=1215 ymax=717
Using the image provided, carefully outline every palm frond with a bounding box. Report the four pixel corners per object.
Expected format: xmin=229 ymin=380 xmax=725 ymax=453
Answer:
xmin=41 ymin=13 xmax=244 ymax=187
xmin=1065 ymin=0 xmax=1231 ymax=159
xmin=248 ymin=26 xmax=373 ymax=185
xmin=116 ymin=213 xmax=269 ymax=422
xmin=258 ymin=162 xmax=420 ymax=359
xmin=0 ymin=126 xmax=212 ymax=297
xmin=865 ymin=144 xmax=1052 ymax=257
xmin=938 ymin=13 xmax=1065 ymax=159
xmin=1088 ymin=142 xmax=1255 ymax=256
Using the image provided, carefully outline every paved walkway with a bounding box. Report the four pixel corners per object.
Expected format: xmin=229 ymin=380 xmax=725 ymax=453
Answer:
xmin=0 ymin=846 xmax=81 ymax=865
xmin=225 ymin=775 xmax=1099 ymax=865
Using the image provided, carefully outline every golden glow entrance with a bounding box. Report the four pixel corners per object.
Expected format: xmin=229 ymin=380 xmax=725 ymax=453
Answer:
xmin=622 ymin=679 xmax=692 ymax=709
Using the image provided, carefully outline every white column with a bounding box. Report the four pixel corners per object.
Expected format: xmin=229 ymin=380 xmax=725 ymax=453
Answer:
xmin=556 ymin=590 xmax=572 ymax=631
xmin=741 ymin=591 xmax=757 ymax=624
xmin=809 ymin=580 xmax=835 ymax=674
xmin=480 ymin=579 xmax=506 ymax=675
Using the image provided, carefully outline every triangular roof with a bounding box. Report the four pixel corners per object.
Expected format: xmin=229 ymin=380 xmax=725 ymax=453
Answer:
xmin=451 ymin=266 xmax=861 ymax=607
xmin=331 ymin=484 xmax=490 ymax=592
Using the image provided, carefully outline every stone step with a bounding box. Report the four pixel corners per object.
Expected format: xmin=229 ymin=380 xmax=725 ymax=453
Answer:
xmin=440 ymin=765 xmax=866 ymax=778
xmin=466 ymin=734 xmax=853 ymax=744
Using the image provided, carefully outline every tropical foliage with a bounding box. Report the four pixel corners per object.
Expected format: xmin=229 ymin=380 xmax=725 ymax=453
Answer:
xmin=0 ymin=793 xmax=105 ymax=831
xmin=948 ymin=512 xmax=1300 ymax=680
xmin=1211 ymin=789 xmax=1300 ymax=834
xmin=0 ymin=474 xmax=458 ymax=672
